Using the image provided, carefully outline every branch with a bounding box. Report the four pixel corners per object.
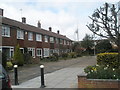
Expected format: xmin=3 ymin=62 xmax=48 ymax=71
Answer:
xmin=86 ymin=25 xmax=108 ymax=38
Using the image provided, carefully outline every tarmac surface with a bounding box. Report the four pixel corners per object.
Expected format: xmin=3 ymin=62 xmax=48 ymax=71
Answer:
xmin=10 ymin=56 xmax=97 ymax=88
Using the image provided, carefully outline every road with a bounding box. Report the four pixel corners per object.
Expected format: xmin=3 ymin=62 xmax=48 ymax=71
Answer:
xmin=8 ymin=56 xmax=97 ymax=85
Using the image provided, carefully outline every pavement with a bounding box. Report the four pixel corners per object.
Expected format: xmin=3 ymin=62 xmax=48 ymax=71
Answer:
xmin=11 ymin=56 xmax=96 ymax=88
xmin=12 ymin=67 xmax=85 ymax=88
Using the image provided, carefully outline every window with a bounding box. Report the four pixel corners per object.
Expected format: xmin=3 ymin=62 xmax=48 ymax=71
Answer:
xmin=60 ymin=39 xmax=63 ymax=44
xmin=28 ymin=48 xmax=35 ymax=58
xmin=44 ymin=48 xmax=49 ymax=57
xmin=17 ymin=30 xmax=24 ymax=39
xmin=2 ymin=25 xmax=10 ymax=37
xmin=64 ymin=40 xmax=66 ymax=45
xmin=28 ymin=32 xmax=33 ymax=41
xmin=50 ymin=37 xmax=54 ymax=43
xmin=44 ymin=35 xmax=48 ymax=42
xmin=56 ymin=38 xmax=59 ymax=44
xmin=36 ymin=48 xmax=42 ymax=56
xmin=20 ymin=48 xmax=24 ymax=54
xmin=36 ymin=34 xmax=42 ymax=41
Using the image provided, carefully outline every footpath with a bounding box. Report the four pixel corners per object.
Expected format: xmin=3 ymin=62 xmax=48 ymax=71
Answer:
xmin=11 ymin=56 xmax=96 ymax=88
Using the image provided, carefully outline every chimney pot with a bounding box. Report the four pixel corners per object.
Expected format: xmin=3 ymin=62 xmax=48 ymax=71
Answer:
xmin=37 ymin=21 xmax=41 ymax=28
xmin=0 ymin=8 xmax=3 ymax=16
xmin=57 ymin=30 xmax=59 ymax=34
xmin=22 ymin=17 xmax=26 ymax=23
xmin=49 ymin=27 xmax=52 ymax=31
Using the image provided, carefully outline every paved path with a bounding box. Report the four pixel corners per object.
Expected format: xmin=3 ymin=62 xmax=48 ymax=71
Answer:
xmin=12 ymin=56 xmax=96 ymax=88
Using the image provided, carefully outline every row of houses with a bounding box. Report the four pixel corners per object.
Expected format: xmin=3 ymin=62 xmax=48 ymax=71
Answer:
xmin=0 ymin=8 xmax=73 ymax=60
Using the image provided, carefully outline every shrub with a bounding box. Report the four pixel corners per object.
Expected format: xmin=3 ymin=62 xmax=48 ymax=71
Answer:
xmin=41 ymin=53 xmax=59 ymax=62
xmin=68 ymin=52 xmax=77 ymax=58
xmin=84 ymin=65 xmax=120 ymax=79
xmin=7 ymin=61 xmax=13 ymax=70
xmin=49 ymin=55 xmax=58 ymax=61
xmin=97 ymin=53 xmax=119 ymax=68
xmin=13 ymin=44 xmax=24 ymax=66
xmin=52 ymin=53 xmax=59 ymax=60
xmin=61 ymin=53 xmax=68 ymax=60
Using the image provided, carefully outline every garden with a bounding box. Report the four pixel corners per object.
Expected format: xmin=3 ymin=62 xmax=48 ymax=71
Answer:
xmin=84 ymin=53 xmax=120 ymax=80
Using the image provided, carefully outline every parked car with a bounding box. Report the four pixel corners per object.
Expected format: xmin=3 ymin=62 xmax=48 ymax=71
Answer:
xmin=0 ymin=64 xmax=12 ymax=89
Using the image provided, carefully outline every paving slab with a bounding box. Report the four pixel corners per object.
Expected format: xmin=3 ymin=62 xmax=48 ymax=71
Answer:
xmin=12 ymin=67 xmax=85 ymax=88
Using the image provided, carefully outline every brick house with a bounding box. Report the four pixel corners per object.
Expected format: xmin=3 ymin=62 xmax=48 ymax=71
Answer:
xmin=0 ymin=8 xmax=73 ymax=60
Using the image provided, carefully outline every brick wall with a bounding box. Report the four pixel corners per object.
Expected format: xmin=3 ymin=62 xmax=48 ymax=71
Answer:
xmin=78 ymin=75 xmax=120 ymax=88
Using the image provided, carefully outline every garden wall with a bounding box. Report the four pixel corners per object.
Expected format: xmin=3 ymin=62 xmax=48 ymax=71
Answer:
xmin=78 ymin=75 xmax=120 ymax=88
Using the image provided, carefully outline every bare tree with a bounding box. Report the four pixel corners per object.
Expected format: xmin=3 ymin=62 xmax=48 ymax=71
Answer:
xmin=86 ymin=2 xmax=120 ymax=51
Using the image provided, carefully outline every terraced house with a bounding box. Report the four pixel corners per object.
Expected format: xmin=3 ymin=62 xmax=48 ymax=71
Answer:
xmin=0 ymin=8 xmax=72 ymax=60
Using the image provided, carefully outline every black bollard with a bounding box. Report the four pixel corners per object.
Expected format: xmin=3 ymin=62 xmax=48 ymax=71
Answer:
xmin=40 ymin=65 xmax=45 ymax=88
xmin=14 ymin=65 xmax=19 ymax=85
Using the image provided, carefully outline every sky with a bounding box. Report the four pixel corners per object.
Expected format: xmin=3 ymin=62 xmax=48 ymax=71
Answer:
xmin=0 ymin=0 xmax=120 ymax=41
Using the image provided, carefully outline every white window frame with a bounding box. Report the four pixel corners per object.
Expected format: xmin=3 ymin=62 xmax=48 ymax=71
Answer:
xmin=20 ymin=48 xmax=24 ymax=54
xmin=43 ymin=48 xmax=49 ymax=57
xmin=60 ymin=39 xmax=63 ymax=44
xmin=44 ymin=35 xmax=48 ymax=42
xmin=2 ymin=25 xmax=10 ymax=37
xmin=17 ymin=29 xmax=24 ymax=39
xmin=36 ymin=34 xmax=42 ymax=42
xmin=56 ymin=38 xmax=59 ymax=44
xmin=50 ymin=37 xmax=54 ymax=43
xmin=36 ymin=48 xmax=42 ymax=56
xmin=28 ymin=32 xmax=33 ymax=41
xmin=64 ymin=40 xmax=66 ymax=45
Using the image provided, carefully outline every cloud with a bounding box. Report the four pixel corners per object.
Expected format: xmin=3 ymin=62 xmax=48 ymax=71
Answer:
xmin=0 ymin=0 xmax=119 ymax=41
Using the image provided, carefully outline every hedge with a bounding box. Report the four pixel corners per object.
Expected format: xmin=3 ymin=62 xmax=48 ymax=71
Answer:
xmin=97 ymin=53 xmax=119 ymax=68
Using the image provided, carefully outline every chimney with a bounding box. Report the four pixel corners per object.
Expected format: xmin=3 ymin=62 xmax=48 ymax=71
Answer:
xmin=49 ymin=27 xmax=52 ymax=31
xmin=37 ymin=21 xmax=41 ymax=28
xmin=22 ymin=17 xmax=26 ymax=23
xmin=0 ymin=8 xmax=3 ymax=16
xmin=57 ymin=30 xmax=59 ymax=34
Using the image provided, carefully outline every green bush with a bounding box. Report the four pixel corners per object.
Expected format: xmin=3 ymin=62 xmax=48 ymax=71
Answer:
xmin=97 ymin=53 xmax=119 ymax=68
xmin=7 ymin=61 xmax=13 ymax=70
xmin=61 ymin=53 xmax=68 ymax=60
xmin=41 ymin=53 xmax=59 ymax=62
xmin=13 ymin=44 xmax=24 ymax=66
xmin=84 ymin=65 xmax=120 ymax=79
xmin=68 ymin=52 xmax=77 ymax=58
xmin=52 ymin=53 xmax=59 ymax=60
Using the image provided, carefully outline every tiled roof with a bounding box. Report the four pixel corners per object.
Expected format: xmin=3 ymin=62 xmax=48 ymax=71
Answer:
xmin=2 ymin=17 xmax=72 ymax=41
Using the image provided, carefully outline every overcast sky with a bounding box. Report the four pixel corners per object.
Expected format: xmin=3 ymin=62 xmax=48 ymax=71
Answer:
xmin=0 ymin=0 xmax=119 ymax=41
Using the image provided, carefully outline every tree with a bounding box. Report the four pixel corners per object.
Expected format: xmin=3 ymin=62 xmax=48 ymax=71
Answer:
xmin=96 ymin=40 xmax=112 ymax=53
xmin=86 ymin=2 xmax=120 ymax=52
xmin=81 ymin=34 xmax=94 ymax=49
xmin=81 ymin=34 xmax=94 ymax=55
xmin=13 ymin=44 xmax=24 ymax=66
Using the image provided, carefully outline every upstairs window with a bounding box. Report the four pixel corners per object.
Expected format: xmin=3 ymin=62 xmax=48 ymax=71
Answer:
xmin=64 ymin=40 xmax=66 ymax=45
xmin=55 ymin=38 xmax=59 ymax=44
xmin=44 ymin=35 xmax=48 ymax=42
xmin=28 ymin=32 xmax=33 ymax=41
xmin=60 ymin=39 xmax=63 ymax=44
xmin=2 ymin=25 xmax=10 ymax=37
xmin=50 ymin=37 xmax=54 ymax=43
xmin=36 ymin=34 xmax=42 ymax=41
xmin=17 ymin=29 xmax=24 ymax=39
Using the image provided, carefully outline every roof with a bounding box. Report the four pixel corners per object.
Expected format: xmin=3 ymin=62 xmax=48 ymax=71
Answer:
xmin=2 ymin=17 xmax=72 ymax=41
